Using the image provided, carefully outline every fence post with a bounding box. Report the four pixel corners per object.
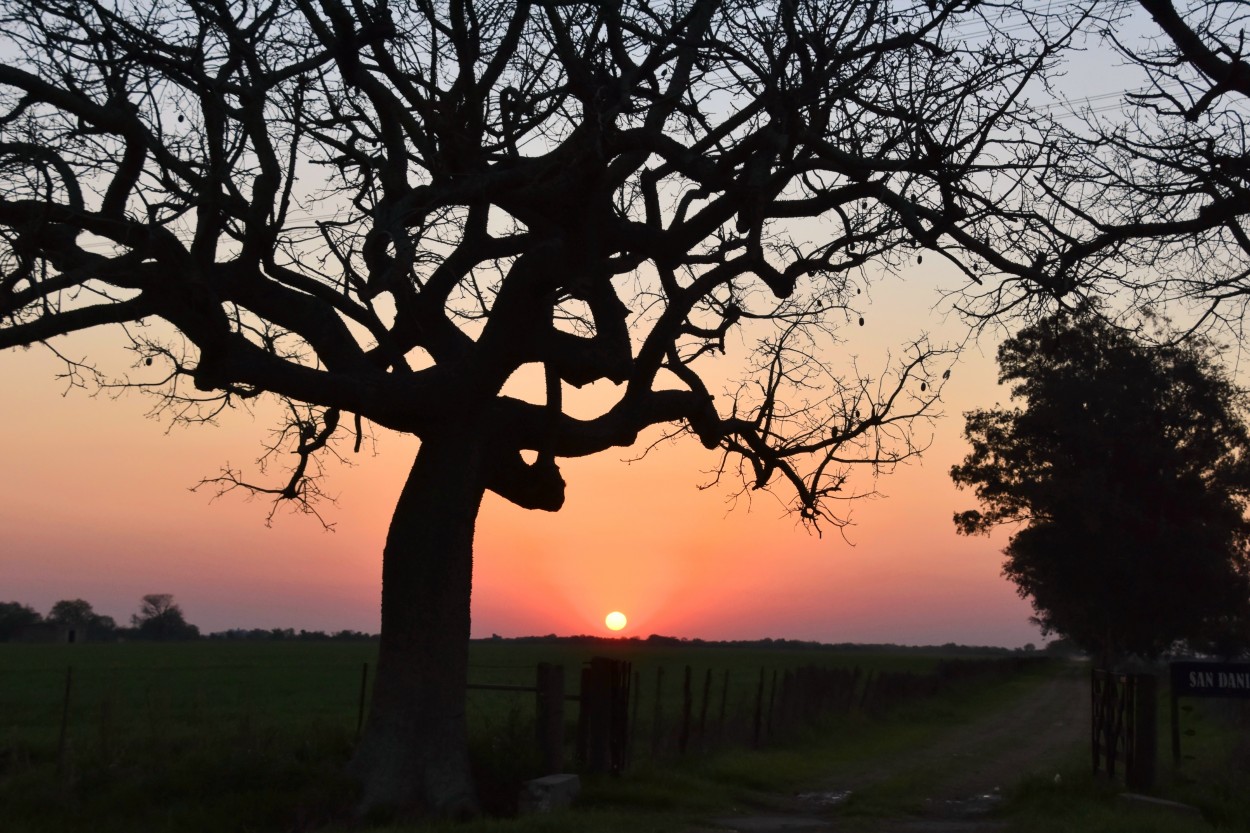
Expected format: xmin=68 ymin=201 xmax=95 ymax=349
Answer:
xmin=536 ymin=662 xmax=565 ymax=774
xmin=752 ymin=667 xmax=765 ymax=748
xmin=579 ymin=663 xmax=607 ymax=773
xmin=697 ymin=668 xmax=712 ymax=751
xmin=611 ymin=660 xmax=631 ymax=773
xmin=1170 ymin=679 xmax=1182 ymax=767
xmin=578 ymin=657 xmax=630 ymax=774
xmin=651 ymin=666 xmax=665 ymax=758
xmin=1127 ymin=674 xmax=1157 ymax=792
xmin=356 ymin=662 xmax=369 ymax=742
xmin=56 ymin=666 xmax=73 ymax=777
xmin=679 ymin=665 xmax=693 ymax=755
xmin=576 ymin=665 xmax=593 ymax=769
xmin=765 ymin=665 xmax=775 ymax=735
xmin=1105 ymin=673 xmax=1122 ymax=778
xmin=1091 ymin=668 xmax=1101 ymax=774
xmin=630 ymin=669 xmax=641 ymax=764
xmin=717 ymin=669 xmax=730 ymax=747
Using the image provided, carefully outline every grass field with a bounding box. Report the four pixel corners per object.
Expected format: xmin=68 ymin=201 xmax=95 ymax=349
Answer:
xmin=1 ymin=638 xmax=952 ymax=746
xmin=0 ymin=639 xmax=995 ymax=831
xmin=996 ymin=669 xmax=1250 ymax=833
xmin=4 ymin=641 xmax=1246 ymax=832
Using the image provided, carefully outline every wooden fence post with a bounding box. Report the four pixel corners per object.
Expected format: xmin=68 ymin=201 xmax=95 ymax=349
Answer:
xmin=679 ymin=665 xmax=693 ymax=755
xmin=579 ymin=661 xmax=607 ymax=773
xmin=630 ymin=669 xmax=641 ymax=764
xmin=698 ymin=668 xmax=712 ymax=751
xmin=578 ymin=657 xmax=631 ymax=774
xmin=651 ymin=666 xmax=665 ymax=758
xmin=356 ymin=662 xmax=369 ymax=742
xmin=611 ymin=659 xmax=631 ymax=773
xmin=766 ymin=669 xmax=779 ymax=737
xmin=56 ymin=666 xmax=73 ymax=777
xmin=1091 ymin=668 xmax=1101 ymax=774
xmin=752 ymin=667 xmax=765 ymax=748
xmin=536 ymin=662 xmax=565 ymax=774
xmin=576 ymin=665 xmax=594 ymax=769
xmin=1127 ymin=674 xmax=1157 ymax=792
xmin=717 ymin=669 xmax=730 ymax=747
xmin=1170 ymin=680 xmax=1182 ymax=767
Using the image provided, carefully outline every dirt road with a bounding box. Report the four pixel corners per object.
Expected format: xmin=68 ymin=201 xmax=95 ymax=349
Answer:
xmin=702 ymin=665 xmax=1089 ymax=833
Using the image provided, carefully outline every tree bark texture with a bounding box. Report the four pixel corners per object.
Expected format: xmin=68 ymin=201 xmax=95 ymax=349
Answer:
xmin=346 ymin=434 xmax=485 ymax=816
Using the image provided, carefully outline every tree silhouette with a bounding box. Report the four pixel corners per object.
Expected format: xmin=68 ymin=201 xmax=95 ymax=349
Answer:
xmin=0 ymin=0 xmax=1091 ymax=814
xmin=131 ymin=593 xmax=199 ymax=640
xmin=0 ymin=601 xmax=42 ymax=641
xmin=958 ymin=0 xmax=1250 ymax=331
xmin=48 ymin=598 xmax=116 ymax=639
xmin=952 ymin=312 xmax=1250 ymax=665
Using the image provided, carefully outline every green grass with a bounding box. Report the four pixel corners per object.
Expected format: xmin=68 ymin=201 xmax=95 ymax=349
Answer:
xmin=1164 ymin=698 xmax=1250 ymax=830
xmin=14 ymin=637 xmax=1245 ymax=825
xmin=994 ymin=675 xmax=1250 ymax=833
xmin=0 ymin=641 xmax=1069 ymax=832
xmin=27 ymin=643 xmax=1240 ymax=833
xmin=1 ymin=641 xmax=376 ymax=743
xmin=0 ymin=639 xmax=947 ymax=745
xmin=1002 ymin=770 xmax=1212 ymax=833
xmin=30 ymin=648 xmax=1239 ymax=833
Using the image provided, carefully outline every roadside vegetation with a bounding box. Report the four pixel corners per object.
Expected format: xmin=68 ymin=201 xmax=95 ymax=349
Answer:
xmin=997 ymin=673 xmax=1249 ymax=833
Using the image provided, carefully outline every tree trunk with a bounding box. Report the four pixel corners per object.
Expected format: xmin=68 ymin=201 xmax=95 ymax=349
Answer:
xmin=346 ymin=435 xmax=485 ymax=817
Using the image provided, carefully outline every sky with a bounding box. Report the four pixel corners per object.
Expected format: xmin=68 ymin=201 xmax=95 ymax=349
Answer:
xmin=0 ymin=256 xmax=1043 ymax=647
xmin=2 ymin=3 xmax=1175 ymax=649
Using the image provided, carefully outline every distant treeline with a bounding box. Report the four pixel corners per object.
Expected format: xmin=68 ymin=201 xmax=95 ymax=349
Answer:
xmin=477 ymin=632 xmax=1078 ymax=655
xmin=0 ymin=594 xmax=198 ymax=643
xmin=0 ymin=598 xmax=381 ymax=643
xmin=3 ymin=600 xmax=1070 ymax=654
xmin=206 ymin=628 xmax=377 ymax=641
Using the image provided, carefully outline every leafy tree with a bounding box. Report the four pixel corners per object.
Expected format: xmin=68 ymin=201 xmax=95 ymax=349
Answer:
xmin=131 ymin=594 xmax=199 ymax=641
xmin=0 ymin=601 xmax=42 ymax=641
xmin=952 ymin=312 xmax=1250 ymax=664
xmin=47 ymin=598 xmax=116 ymax=639
xmin=47 ymin=598 xmax=96 ymax=627
xmin=0 ymin=0 xmax=1092 ymax=814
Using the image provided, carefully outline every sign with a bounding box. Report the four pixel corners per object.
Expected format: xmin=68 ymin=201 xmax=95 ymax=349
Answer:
xmin=1170 ymin=661 xmax=1250 ymax=700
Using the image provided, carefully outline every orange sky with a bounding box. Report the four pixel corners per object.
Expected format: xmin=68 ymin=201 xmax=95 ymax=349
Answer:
xmin=0 ymin=260 xmax=1043 ymax=648
xmin=0 ymin=10 xmax=1181 ymax=651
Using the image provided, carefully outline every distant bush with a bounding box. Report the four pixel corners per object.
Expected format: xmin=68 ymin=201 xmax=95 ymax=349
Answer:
xmin=207 ymin=628 xmax=377 ymax=641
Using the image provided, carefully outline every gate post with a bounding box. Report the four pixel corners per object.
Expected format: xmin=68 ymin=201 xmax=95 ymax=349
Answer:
xmin=1127 ymin=674 xmax=1157 ymax=792
xmin=536 ymin=662 xmax=565 ymax=774
xmin=577 ymin=663 xmax=607 ymax=772
xmin=576 ymin=657 xmax=631 ymax=774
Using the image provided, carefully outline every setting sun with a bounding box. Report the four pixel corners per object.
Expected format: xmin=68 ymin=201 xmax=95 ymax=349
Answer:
xmin=605 ymin=611 xmax=627 ymax=631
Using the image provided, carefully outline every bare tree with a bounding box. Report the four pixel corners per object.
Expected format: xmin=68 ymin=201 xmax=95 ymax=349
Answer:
xmin=956 ymin=0 xmax=1250 ymax=334
xmin=131 ymin=593 xmax=198 ymax=639
xmin=0 ymin=0 xmax=1088 ymax=815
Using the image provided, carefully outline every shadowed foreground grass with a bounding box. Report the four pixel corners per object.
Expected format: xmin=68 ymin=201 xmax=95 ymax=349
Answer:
xmin=369 ymin=656 xmax=1073 ymax=833
xmin=0 ymin=641 xmax=1021 ymax=831
xmin=995 ymin=679 xmax=1249 ymax=833
xmin=3 ymin=643 xmax=1247 ymax=832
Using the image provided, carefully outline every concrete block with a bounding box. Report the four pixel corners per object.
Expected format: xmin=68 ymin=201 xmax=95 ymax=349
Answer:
xmin=519 ymin=773 xmax=581 ymax=814
xmin=1119 ymin=793 xmax=1203 ymax=819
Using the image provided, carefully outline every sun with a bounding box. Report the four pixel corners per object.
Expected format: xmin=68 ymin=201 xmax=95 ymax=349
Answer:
xmin=604 ymin=611 xmax=627 ymax=632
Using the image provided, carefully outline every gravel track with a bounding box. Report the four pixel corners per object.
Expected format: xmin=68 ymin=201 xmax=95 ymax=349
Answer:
xmin=701 ymin=664 xmax=1089 ymax=833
